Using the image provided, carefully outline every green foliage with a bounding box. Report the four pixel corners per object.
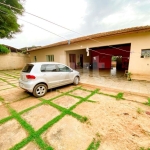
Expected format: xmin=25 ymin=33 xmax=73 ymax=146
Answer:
xmin=140 ymin=147 xmax=150 ymax=150
xmin=87 ymin=139 xmax=100 ymax=150
xmin=127 ymin=72 xmax=132 ymax=81
xmin=112 ymin=56 xmax=117 ymax=61
xmin=144 ymin=98 xmax=150 ymax=106
xmin=0 ymin=45 xmax=10 ymax=54
xmin=116 ymin=92 xmax=124 ymax=100
xmin=137 ymin=108 xmax=143 ymax=114
xmin=0 ymin=0 xmax=24 ymax=39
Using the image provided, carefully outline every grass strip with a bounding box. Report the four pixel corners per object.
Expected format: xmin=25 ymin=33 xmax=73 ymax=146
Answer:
xmin=8 ymin=107 xmax=35 ymax=134
xmin=35 ymin=136 xmax=53 ymax=150
xmin=40 ymin=99 xmax=87 ymax=122
xmin=19 ymin=103 xmax=43 ymax=115
xmin=36 ymin=113 xmax=65 ymax=135
xmin=0 ymin=78 xmax=16 ymax=87
xmin=86 ymin=139 xmax=100 ymax=150
xmin=3 ymin=73 xmax=19 ymax=79
xmin=10 ymin=136 xmax=33 ymax=150
xmin=69 ymin=89 xmax=99 ymax=110
xmin=0 ymin=116 xmax=14 ymax=125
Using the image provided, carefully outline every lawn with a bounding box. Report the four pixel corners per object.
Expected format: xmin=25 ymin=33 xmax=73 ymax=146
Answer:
xmin=0 ymin=70 xmax=150 ymax=150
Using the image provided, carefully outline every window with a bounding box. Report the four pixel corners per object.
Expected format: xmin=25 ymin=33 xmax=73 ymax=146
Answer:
xmin=41 ymin=64 xmax=57 ymax=72
xmin=22 ymin=64 xmax=34 ymax=73
xmin=141 ymin=49 xmax=150 ymax=58
xmin=34 ymin=56 xmax=37 ymax=62
xmin=57 ymin=64 xmax=72 ymax=72
xmin=46 ymin=55 xmax=54 ymax=62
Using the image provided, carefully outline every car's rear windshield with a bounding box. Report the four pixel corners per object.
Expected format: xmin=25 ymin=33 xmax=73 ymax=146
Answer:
xmin=22 ymin=64 xmax=34 ymax=73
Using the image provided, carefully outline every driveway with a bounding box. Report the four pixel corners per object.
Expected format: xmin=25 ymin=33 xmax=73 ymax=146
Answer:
xmin=0 ymin=70 xmax=150 ymax=150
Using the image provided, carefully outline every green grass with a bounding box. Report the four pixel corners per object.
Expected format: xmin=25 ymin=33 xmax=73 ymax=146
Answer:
xmin=116 ymin=92 xmax=124 ymax=100
xmin=136 ymin=107 xmax=143 ymax=114
xmin=0 ymin=78 xmax=17 ymax=87
xmin=86 ymin=139 xmax=100 ymax=150
xmin=144 ymin=98 xmax=150 ymax=106
xmin=0 ymin=85 xmax=127 ymax=150
xmin=140 ymin=147 xmax=150 ymax=150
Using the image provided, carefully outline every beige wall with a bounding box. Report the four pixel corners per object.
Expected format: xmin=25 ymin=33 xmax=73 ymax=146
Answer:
xmin=0 ymin=53 xmax=31 ymax=70
xmin=29 ymin=32 xmax=150 ymax=80
xmin=66 ymin=49 xmax=90 ymax=67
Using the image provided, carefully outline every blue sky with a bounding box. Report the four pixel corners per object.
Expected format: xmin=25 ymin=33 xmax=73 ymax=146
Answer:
xmin=0 ymin=0 xmax=150 ymax=48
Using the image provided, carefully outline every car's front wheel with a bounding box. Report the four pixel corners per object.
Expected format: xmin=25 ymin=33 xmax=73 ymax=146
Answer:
xmin=73 ymin=76 xmax=79 ymax=85
xmin=33 ymin=83 xmax=47 ymax=97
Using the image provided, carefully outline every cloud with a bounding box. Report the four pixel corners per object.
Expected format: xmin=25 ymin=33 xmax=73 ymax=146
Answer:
xmin=78 ymin=0 xmax=150 ymax=34
xmin=0 ymin=0 xmax=150 ymax=48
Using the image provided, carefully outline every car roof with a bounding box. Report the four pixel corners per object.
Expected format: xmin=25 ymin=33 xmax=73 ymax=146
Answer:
xmin=29 ymin=62 xmax=66 ymax=65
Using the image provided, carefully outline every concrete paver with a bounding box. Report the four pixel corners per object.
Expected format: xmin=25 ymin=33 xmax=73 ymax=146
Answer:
xmin=42 ymin=115 xmax=93 ymax=150
xmin=0 ymin=105 xmax=10 ymax=120
xmin=70 ymin=89 xmax=91 ymax=98
xmin=11 ymin=97 xmax=41 ymax=112
xmin=0 ymin=119 xmax=27 ymax=150
xmin=53 ymin=95 xmax=79 ymax=108
xmin=0 ymin=69 xmax=150 ymax=150
xmin=21 ymin=142 xmax=41 ymax=150
xmin=21 ymin=105 xmax=60 ymax=130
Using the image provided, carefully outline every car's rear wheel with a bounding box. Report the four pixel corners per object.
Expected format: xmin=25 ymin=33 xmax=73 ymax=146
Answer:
xmin=73 ymin=76 xmax=79 ymax=85
xmin=33 ymin=84 xmax=47 ymax=97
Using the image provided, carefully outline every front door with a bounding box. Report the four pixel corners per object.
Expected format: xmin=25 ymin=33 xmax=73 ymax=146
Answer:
xmin=69 ymin=54 xmax=76 ymax=69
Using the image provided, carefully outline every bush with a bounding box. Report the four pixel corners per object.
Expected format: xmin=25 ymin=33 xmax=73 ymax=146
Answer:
xmin=0 ymin=45 xmax=10 ymax=54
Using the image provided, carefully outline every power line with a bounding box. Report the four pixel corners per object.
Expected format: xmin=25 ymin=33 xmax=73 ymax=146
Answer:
xmin=0 ymin=8 xmax=131 ymax=59
xmin=0 ymin=1 xmax=133 ymax=53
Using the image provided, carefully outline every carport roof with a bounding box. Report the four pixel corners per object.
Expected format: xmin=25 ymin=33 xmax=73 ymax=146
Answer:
xmin=29 ymin=25 xmax=150 ymax=51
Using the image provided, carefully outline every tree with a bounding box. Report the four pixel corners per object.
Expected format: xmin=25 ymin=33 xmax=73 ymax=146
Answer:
xmin=0 ymin=0 xmax=24 ymax=39
xmin=0 ymin=44 xmax=10 ymax=54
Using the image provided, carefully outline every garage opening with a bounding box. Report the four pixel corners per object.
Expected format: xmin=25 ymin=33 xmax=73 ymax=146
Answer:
xmin=89 ymin=43 xmax=131 ymax=77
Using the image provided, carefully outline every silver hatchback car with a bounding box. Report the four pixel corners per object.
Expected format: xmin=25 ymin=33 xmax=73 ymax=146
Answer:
xmin=19 ymin=62 xmax=80 ymax=97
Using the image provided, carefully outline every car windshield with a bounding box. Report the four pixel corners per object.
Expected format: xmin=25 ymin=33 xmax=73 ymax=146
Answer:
xmin=22 ymin=64 xmax=34 ymax=73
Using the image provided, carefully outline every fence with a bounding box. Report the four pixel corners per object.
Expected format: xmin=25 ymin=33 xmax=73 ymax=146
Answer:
xmin=0 ymin=53 xmax=31 ymax=70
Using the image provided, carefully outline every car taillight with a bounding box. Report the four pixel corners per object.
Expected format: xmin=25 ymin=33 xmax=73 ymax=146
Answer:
xmin=26 ymin=75 xmax=36 ymax=79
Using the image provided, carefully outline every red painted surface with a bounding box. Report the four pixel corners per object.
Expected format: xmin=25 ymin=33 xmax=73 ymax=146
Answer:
xmin=90 ymin=44 xmax=131 ymax=69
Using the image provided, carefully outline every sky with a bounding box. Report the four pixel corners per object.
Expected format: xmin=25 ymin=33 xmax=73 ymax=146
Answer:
xmin=0 ymin=0 xmax=150 ymax=49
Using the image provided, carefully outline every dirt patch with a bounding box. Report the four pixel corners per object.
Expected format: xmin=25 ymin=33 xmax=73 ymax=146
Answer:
xmin=89 ymin=93 xmax=115 ymax=101
xmin=0 ymin=88 xmax=30 ymax=103
xmin=21 ymin=142 xmax=40 ymax=150
xmin=22 ymin=105 xmax=60 ymax=130
xmin=0 ymin=119 xmax=27 ymax=150
xmin=53 ymin=95 xmax=79 ymax=108
xmin=100 ymin=88 xmax=120 ymax=95
xmin=11 ymin=97 xmax=41 ymax=112
xmin=81 ymin=85 xmax=98 ymax=91
xmin=42 ymin=90 xmax=62 ymax=100
xmin=0 ymin=105 xmax=10 ymax=120
xmin=124 ymin=93 xmax=148 ymax=103
xmin=42 ymin=115 xmax=93 ymax=150
xmin=73 ymin=95 xmax=150 ymax=150
xmin=70 ymin=89 xmax=91 ymax=98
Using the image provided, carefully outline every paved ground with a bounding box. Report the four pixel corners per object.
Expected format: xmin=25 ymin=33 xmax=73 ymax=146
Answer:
xmin=0 ymin=70 xmax=150 ymax=150
xmin=79 ymin=68 xmax=150 ymax=96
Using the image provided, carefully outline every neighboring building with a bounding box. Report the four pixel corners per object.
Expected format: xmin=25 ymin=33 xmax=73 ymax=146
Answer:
xmin=2 ymin=44 xmax=21 ymax=53
xmin=28 ymin=26 xmax=150 ymax=81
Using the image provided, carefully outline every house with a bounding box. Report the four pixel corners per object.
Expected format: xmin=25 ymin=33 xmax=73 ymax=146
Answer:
xmin=28 ymin=26 xmax=150 ymax=81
